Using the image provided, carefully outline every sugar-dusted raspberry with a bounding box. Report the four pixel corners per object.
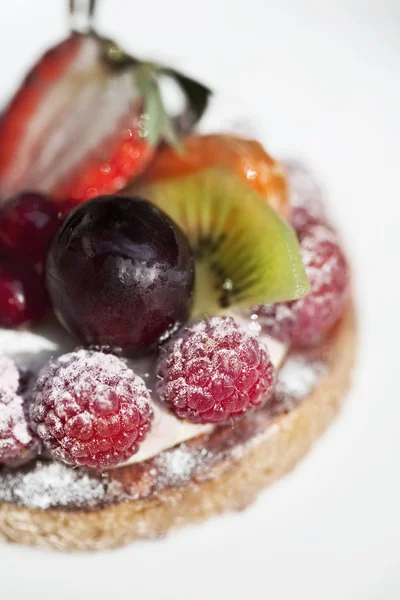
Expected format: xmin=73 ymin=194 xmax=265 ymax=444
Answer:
xmin=0 ymin=355 xmax=40 ymax=467
xmin=284 ymin=160 xmax=329 ymax=232
xmin=157 ymin=317 xmax=275 ymax=424
xmin=30 ymin=350 xmax=153 ymax=469
xmin=254 ymin=224 xmax=349 ymax=345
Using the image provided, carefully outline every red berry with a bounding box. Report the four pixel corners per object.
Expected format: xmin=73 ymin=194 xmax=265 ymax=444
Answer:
xmin=284 ymin=160 xmax=329 ymax=232
xmin=254 ymin=224 xmax=349 ymax=345
xmin=157 ymin=317 xmax=275 ymax=424
xmin=30 ymin=350 xmax=153 ymax=469
xmin=0 ymin=356 xmax=39 ymax=467
xmin=0 ymin=258 xmax=50 ymax=328
xmin=0 ymin=192 xmax=61 ymax=263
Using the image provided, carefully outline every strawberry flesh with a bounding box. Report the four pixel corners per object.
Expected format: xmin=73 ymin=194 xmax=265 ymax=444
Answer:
xmin=0 ymin=33 xmax=154 ymax=204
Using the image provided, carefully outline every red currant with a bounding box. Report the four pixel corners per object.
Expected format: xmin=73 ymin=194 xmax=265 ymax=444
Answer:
xmin=0 ymin=257 xmax=50 ymax=328
xmin=0 ymin=192 xmax=61 ymax=264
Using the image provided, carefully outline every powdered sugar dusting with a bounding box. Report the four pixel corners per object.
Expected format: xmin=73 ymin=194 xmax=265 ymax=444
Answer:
xmin=0 ymin=356 xmax=20 ymax=398
xmin=35 ymin=348 xmax=151 ymax=413
xmin=0 ymin=461 xmax=119 ymax=509
xmin=276 ymin=355 xmax=327 ymax=401
xmin=154 ymin=445 xmax=211 ymax=488
xmin=0 ymin=357 xmax=39 ymax=467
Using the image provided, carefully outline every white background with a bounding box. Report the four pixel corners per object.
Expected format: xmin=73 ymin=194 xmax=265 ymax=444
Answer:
xmin=1 ymin=1 xmax=400 ymax=599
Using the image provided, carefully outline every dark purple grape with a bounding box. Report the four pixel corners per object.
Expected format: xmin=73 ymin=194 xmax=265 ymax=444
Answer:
xmin=46 ymin=195 xmax=195 ymax=355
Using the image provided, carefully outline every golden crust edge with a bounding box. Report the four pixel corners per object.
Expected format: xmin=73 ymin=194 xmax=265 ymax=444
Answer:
xmin=0 ymin=301 xmax=357 ymax=551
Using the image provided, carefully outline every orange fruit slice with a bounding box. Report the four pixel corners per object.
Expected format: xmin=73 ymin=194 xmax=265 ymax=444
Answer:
xmin=141 ymin=134 xmax=289 ymax=217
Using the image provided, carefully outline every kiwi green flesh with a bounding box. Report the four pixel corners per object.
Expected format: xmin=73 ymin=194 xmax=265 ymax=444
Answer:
xmin=136 ymin=168 xmax=309 ymax=317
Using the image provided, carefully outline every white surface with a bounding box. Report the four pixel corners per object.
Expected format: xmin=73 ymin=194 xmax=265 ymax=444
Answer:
xmin=0 ymin=1 xmax=400 ymax=599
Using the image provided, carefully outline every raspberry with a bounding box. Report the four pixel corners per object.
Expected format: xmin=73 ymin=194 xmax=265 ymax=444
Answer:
xmin=254 ymin=224 xmax=349 ymax=345
xmin=0 ymin=356 xmax=39 ymax=467
xmin=30 ymin=350 xmax=153 ymax=469
xmin=284 ymin=160 xmax=329 ymax=233
xmin=157 ymin=317 xmax=275 ymax=424
xmin=0 ymin=257 xmax=50 ymax=328
xmin=0 ymin=192 xmax=61 ymax=264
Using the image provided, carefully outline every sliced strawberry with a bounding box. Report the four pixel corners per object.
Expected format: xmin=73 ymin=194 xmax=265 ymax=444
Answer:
xmin=0 ymin=34 xmax=81 ymax=200
xmin=0 ymin=33 xmax=153 ymax=204
xmin=0 ymin=32 xmax=211 ymax=206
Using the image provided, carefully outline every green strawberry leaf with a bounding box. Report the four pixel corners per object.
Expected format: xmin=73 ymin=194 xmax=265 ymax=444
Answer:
xmin=161 ymin=67 xmax=211 ymax=129
xmin=99 ymin=37 xmax=212 ymax=149
xmin=134 ymin=64 xmax=182 ymax=149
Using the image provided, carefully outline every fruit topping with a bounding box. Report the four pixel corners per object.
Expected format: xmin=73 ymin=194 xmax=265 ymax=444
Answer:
xmin=0 ymin=32 xmax=153 ymax=203
xmin=0 ymin=192 xmax=61 ymax=264
xmin=139 ymin=134 xmax=289 ymax=217
xmin=0 ymin=356 xmax=40 ymax=467
xmin=157 ymin=316 xmax=275 ymax=424
xmin=46 ymin=195 xmax=195 ymax=354
xmin=137 ymin=168 xmax=309 ymax=316
xmin=0 ymin=30 xmax=210 ymax=204
xmin=0 ymin=34 xmax=88 ymax=200
xmin=251 ymin=224 xmax=349 ymax=345
xmin=30 ymin=349 xmax=153 ymax=469
xmin=0 ymin=258 xmax=50 ymax=328
xmin=284 ymin=160 xmax=329 ymax=233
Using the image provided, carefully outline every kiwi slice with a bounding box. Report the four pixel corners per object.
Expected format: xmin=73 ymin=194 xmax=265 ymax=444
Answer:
xmin=137 ymin=168 xmax=309 ymax=317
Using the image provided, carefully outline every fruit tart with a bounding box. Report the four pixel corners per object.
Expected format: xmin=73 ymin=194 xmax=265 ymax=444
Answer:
xmin=0 ymin=1 xmax=356 ymax=550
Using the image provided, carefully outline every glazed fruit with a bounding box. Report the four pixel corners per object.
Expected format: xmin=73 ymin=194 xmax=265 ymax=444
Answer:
xmin=157 ymin=316 xmax=275 ymax=424
xmin=0 ymin=192 xmax=61 ymax=264
xmin=0 ymin=356 xmax=39 ymax=467
xmin=137 ymin=168 xmax=309 ymax=316
xmin=139 ymin=134 xmax=289 ymax=217
xmin=0 ymin=258 xmax=50 ymax=328
xmin=30 ymin=350 xmax=153 ymax=469
xmin=252 ymin=224 xmax=349 ymax=345
xmin=46 ymin=195 xmax=195 ymax=354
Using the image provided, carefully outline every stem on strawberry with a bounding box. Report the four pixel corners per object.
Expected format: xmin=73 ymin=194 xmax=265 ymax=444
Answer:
xmin=68 ymin=0 xmax=97 ymax=33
